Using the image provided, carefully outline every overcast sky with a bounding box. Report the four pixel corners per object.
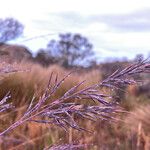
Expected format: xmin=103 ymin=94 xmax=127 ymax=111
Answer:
xmin=0 ymin=0 xmax=150 ymax=61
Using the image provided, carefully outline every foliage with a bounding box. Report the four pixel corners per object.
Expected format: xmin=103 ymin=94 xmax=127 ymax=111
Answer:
xmin=0 ymin=60 xmax=150 ymax=149
xmin=126 ymin=105 xmax=150 ymax=149
xmin=0 ymin=93 xmax=12 ymax=113
xmin=34 ymin=49 xmax=57 ymax=67
xmin=47 ymin=143 xmax=85 ymax=150
xmin=0 ymin=18 xmax=24 ymax=43
xmin=0 ymin=62 xmax=26 ymax=112
xmin=38 ymin=33 xmax=94 ymax=68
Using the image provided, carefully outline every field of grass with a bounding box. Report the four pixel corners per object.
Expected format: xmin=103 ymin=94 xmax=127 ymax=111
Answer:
xmin=0 ymin=62 xmax=150 ymax=150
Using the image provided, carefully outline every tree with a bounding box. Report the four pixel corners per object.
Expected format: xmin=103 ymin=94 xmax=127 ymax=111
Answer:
xmin=134 ymin=54 xmax=144 ymax=63
xmin=46 ymin=33 xmax=94 ymax=67
xmin=35 ymin=49 xmax=57 ymax=67
xmin=0 ymin=17 xmax=24 ymax=43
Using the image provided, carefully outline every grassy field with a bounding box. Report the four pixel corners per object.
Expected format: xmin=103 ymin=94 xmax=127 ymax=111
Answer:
xmin=0 ymin=62 xmax=150 ymax=150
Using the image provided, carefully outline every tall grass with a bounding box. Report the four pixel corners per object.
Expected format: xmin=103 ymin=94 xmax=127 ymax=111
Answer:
xmin=0 ymin=60 xmax=149 ymax=150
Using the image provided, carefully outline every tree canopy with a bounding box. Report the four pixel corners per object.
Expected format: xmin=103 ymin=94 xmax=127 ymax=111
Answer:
xmin=0 ymin=17 xmax=24 ymax=43
xmin=46 ymin=33 xmax=94 ymax=67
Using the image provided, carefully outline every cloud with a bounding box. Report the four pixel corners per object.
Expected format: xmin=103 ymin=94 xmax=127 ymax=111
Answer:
xmin=88 ymin=9 xmax=150 ymax=32
xmin=52 ymin=9 xmax=150 ymax=32
xmin=9 ymin=8 xmax=150 ymax=59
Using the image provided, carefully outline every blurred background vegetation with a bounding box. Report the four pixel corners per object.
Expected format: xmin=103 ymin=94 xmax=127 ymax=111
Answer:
xmin=0 ymin=17 xmax=150 ymax=150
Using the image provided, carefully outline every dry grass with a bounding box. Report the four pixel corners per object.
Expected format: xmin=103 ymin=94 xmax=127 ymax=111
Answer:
xmin=0 ymin=61 xmax=149 ymax=150
xmin=0 ymin=62 xmax=103 ymax=150
xmin=125 ymin=105 xmax=150 ymax=150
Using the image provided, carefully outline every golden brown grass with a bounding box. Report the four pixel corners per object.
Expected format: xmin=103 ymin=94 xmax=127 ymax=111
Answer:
xmin=125 ymin=105 xmax=150 ymax=150
xmin=0 ymin=62 xmax=149 ymax=150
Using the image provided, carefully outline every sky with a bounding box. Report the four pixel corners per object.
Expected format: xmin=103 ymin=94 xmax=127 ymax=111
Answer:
xmin=0 ymin=0 xmax=150 ymax=61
